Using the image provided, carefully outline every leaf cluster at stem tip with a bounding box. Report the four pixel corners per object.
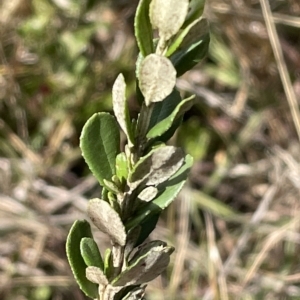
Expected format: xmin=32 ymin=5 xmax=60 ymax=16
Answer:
xmin=66 ymin=0 xmax=210 ymax=299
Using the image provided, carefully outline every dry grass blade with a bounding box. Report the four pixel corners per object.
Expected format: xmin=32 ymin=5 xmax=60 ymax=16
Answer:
xmin=240 ymin=217 xmax=300 ymax=297
xmin=223 ymin=184 xmax=278 ymax=274
xmin=259 ymin=0 xmax=300 ymax=141
xmin=211 ymin=4 xmax=300 ymax=29
xmin=169 ymin=190 xmax=190 ymax=295
xmin=9 ymin=276 xmax=74 ymax=287
xmin=203 ymin=213 xmax=228 ymax=300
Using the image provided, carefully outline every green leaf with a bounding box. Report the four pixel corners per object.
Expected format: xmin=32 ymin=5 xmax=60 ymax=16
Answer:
xmin=128 ymin=146 xmax=185 ymax=190
xmin=153 ymin=117 xmax=183 ymax=144
xmin=152 ymin=154 xmax=193 ymax=208
xmin=166 ymin=20 xmax=198 ymax=57
xmin=116 ymin=152 xmax=129 ymax=182
xmin=148 ymin=88 xmax=181 ymax=129
xmin=179 ymin=18 xmax=209 ymax=52
xmin=183 ymin=0 xmax=205 ymax=28
xmin=112 ymin=74 xmax=134 ymax=147
xmin=147 ymin=95 xmax=195 ymax=139
xmin=80 ymin=237 xmax=104 ymax=270
xmin=103 ymin=179 xmax=122 ymax=194
xmin=107 ymin=191 xmax=121 ymax=213
xmin=134 ymin=0 xmax=154 ymax=56
xmin=126 ymin=155 xmax=193 ymax=231
xmin=66 ymin=220 xmax=98 ymax=299
xmin=147 ymin=88 xmax=184 ymax=144
xmin=80 ymin=112 xmax=120 ymax=186
xmin=170 ymin=19 xmax=210 ymax=76
xmin=88 ymin=199 xmax=126 ymax=246
xmin=171 ymin=33 xmax=210 ymax=76
xmin=104 ymin=248 xmax=113 ymax=279
xmin=124 ymin=226 xmax=141 ymax=260
xmin=101 ymin=187 xmax=109 ymax=201
xmin=139 ymin=54 xmax=176 ymax=106
xmin=135 ymin=213 xmax=160 ymax=246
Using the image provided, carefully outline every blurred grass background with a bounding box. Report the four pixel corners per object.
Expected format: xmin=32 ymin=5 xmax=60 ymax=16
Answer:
xmin=1 ymin=0 xmax=300 ymax=299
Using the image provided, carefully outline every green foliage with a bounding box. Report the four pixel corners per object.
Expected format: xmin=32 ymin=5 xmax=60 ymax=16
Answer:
xmin=80 ymin=113 xmax=120 ymax=186
xmin=80 ymin=238 xmax=104 ymax=270
xmin=116 ymin=152 xmax=129 ymax=182
xmin=171 ymin=32 xmax=210 ymax=77
xmin=147 ymin=95 xmax=195 ymax=139
xmin=183 ymin=0 xmax=206 ymax=27
xmin=128 ymin=146 xmax=185 ymax=189
xmin=66 ymin=0 xmax=209 ymax=298
xmin=134 ymin=0 xmax=154 ymax=56
xmin=148 ymin=88 xmax=182 ymax=129
xmin=66 ymin=220 xmax=98 ymax=298
xmin=112 ymin=241 xmax=174 ymax=286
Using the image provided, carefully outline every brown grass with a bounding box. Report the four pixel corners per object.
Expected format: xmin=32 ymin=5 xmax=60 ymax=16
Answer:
xmin=1 ymin=0 xmax=300 ymax=299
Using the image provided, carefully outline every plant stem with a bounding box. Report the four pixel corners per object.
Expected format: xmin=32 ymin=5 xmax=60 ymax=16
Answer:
xmin=156 ymin=37 xmax=167 ymax=55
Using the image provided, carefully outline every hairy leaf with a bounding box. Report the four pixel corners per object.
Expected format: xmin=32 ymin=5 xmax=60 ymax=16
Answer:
xmin=113 ymin=241 xmax=174 ymax=286
xmin=112 ymin=74 xmax=134 ymax=147
xmin=126 ymin=155 xmax=193 ymax=231
xmin=138 ymin=186 xmax=158 ymax=202
xmin=122 ymin=286 xmax=146 ymax=300
xmin=88 ymin=198 xmax=126 ymax=246
xmin=80 ymin=113 xmax=120 ymax=186
xmin=66 ymin=220 xmax=98 ymax=298
xmin=139 ymin=54 xmax=176 ymax=106
xmin=101 ymin=285 xmax=123 ymax=300
xmin=86 ymin=266 xmax=108 ymax=285
xmin=129 ymin=146 xmax=184 ymax=189
xmin=150 ymin=0 xmax=189 ymax=41
xmin=153 ymin=154 xmax=193 ymax=208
